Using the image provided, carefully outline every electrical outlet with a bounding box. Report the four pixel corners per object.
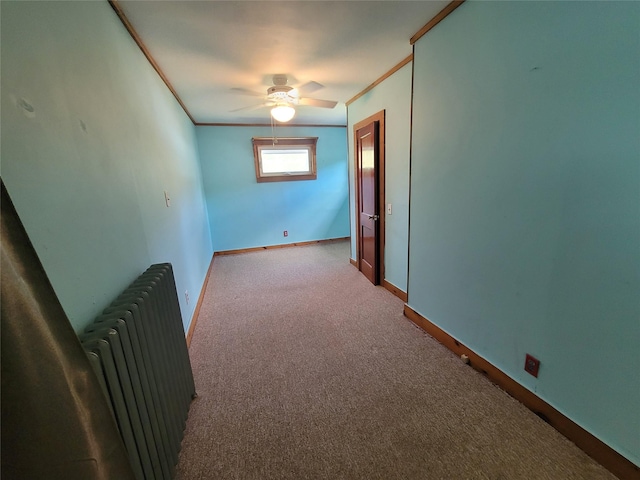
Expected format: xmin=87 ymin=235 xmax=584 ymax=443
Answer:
xmin=283 ymin=230 xmax=288 ymax=237
xmin=185 ymin=290 xmax=189 ymax=305
xmin=524 ymin=354 xmax=540 ymax=377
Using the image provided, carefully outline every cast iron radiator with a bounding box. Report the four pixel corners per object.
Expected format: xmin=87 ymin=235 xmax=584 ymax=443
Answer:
xmin=80 ymin=263 xmax=196 ymax=480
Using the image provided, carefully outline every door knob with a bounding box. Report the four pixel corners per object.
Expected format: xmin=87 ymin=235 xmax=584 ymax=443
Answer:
xmin=368 ymin=214 xmax=379 ymax=221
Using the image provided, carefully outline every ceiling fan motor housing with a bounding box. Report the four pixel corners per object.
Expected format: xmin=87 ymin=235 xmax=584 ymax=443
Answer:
xmin=267 ymin=85 xmax=293 ymax=96
xmin=267 ymin=85 xmax=296 ymax=104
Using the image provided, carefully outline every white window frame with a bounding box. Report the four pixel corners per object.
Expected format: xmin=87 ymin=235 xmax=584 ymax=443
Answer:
xmin=252 ymin=137 xmax=318 ymax=183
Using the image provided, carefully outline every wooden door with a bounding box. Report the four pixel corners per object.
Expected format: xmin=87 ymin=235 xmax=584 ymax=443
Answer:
xmin=356 ymin=121 xmax=379 ymax=284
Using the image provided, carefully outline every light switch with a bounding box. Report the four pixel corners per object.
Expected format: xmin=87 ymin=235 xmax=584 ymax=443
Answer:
xmin=164 ymin=191 xmax=171 ymax=207
xmin=387 ymin=203 xmax=392 ymax=215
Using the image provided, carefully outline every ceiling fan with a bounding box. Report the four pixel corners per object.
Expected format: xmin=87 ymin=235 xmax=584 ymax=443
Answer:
xmin=230 ymin=74 xmax=338 ymax=122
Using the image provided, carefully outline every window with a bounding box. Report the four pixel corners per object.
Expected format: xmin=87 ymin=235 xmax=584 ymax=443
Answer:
xmin=252 ymin=137 xmax=318 ymax=182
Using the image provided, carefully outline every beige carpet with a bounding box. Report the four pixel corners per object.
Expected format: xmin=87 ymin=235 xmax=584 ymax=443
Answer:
xmin=176 ymin=240 xmax=615 ymax=479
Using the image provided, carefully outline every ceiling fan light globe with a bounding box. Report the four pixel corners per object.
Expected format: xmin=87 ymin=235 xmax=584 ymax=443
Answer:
xmin=271 ymin=105 xmax=296 ymax=123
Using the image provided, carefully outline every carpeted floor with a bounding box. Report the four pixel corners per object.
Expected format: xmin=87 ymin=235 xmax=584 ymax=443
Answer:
xmin=176 ymin=240 xmax=615 ymax=479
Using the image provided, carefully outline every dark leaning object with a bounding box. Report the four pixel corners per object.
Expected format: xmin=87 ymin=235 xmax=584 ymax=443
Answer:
xmin=1 ymin=179 xmax=136 ymax=480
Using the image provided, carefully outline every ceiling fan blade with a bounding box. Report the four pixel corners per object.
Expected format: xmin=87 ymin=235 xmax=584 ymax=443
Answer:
xmin=297 ymin=81 xmax=324 ymax=96
xmin=229 ymin=103 xmax=267 ymax=112
xmin=230 ymin=87 xmax=264 ymax=97
xmin=298 ymin=97 xmax=338 ymax=109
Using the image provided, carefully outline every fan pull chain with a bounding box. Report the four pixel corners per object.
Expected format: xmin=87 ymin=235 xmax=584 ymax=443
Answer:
xmin=271 ymin=115 xmax=278 ymax=145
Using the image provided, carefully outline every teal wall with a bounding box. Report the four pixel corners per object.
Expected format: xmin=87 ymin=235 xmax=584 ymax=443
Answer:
xmin=409 ymin=1 xmax=639 ymax=464
xmin=347 ymin=62 xmax=412 ymax=292
xmin=197 ymin=126 xmax=349 ymax=252
xmin=1 ymin=1 xmax=213 ymax=333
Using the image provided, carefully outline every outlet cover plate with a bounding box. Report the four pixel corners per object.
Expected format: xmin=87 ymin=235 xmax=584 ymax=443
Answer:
xmin=524 ymin=354 xmax=540 ymax=377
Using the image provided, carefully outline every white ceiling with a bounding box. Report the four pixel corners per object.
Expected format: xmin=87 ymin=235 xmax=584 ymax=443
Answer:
xmin=117 ymin=0 xmax=449 ymax=125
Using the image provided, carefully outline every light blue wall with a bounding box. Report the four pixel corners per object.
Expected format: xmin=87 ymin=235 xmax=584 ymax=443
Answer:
xmin=197 ymin=126 xmax=349 ymax=252
xmin=409 ymin=1 xmax=640 ymax=464
xmin=1 ymin=1 xmax=213 ymax=333
xmin=347 ymin=63 xmax=412 ymax=292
